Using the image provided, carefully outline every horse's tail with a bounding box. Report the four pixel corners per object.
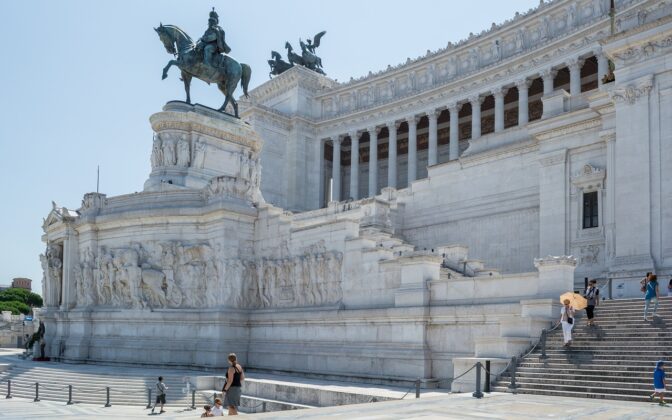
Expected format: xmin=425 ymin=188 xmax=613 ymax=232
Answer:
xmin=241 ymin=63 xmax=252 ymax=98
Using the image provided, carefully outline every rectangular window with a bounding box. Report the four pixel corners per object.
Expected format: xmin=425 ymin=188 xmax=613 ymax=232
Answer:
xmin=583 ymin=191 xmax=599 ymax=229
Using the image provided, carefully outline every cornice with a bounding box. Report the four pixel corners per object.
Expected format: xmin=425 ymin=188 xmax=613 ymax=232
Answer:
xmin=322 ymin=0 xmax=642 ymax=94
xmin=605 ymin=16 xmax=672 ymax=65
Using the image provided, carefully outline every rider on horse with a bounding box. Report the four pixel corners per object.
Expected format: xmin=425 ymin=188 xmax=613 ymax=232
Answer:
xmin=198 ymin=8 xmax=231 ymax=68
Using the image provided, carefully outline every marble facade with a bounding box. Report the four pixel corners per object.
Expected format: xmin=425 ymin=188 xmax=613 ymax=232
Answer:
xmin=41 ymin=0 xmax=672 ymax=389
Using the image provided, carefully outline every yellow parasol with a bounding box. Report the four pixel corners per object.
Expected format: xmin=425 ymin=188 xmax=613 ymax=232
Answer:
xmin=560 ymin=292 xmax=588 ymax=310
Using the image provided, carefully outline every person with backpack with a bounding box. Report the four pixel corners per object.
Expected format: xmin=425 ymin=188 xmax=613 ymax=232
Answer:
xmin=584 ymin=279 xmax=600 ymax=326
xmin=151 ymin=376 xmax=167 ymax=414
xmin=644 ymin=274 xmax=660 ymax=321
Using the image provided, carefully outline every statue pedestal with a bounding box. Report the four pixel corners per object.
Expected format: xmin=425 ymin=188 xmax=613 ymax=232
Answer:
xmin=144 ymin=101 xmax=263 ymax=194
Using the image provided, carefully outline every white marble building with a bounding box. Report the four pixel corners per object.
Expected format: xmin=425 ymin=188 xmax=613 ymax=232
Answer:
xmin=41 ymin=0 xmax=672 ymax=388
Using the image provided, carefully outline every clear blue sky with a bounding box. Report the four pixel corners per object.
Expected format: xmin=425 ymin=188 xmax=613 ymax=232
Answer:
xmin=0 ymin=0 xmax=539 ymax=294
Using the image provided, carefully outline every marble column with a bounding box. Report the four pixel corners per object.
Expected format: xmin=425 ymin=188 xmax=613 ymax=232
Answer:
xmin=427 ymin=110 xmax=439 ymax=166
xmin=349 ymin=131 xmax=359 ymax=200
xmin=407 ymin=116 xmax=418 ymax=184
xmin=448 ymin=103 xmax=462 ymax=161
xmin=568 ymin=58 xmax=584 ymax=96
xmin=368 ymin=126 xmax=378 ymax=197
xmin=517 ymin=79 xmax=531 ymax=126
xmin=541 ymin=68 xmax=557 ymax=96
xmin=331 ymin=137 xmax=341 ymax=201
xmin=597 ymin=53 xmax=609 ymax=86
xmin=493 ymin=87 xmax=508 ymax=132
xmin=469 ymin=95 xmax=483 ymax=139
xmin=387 ymin=122 xmax=398 ymax=189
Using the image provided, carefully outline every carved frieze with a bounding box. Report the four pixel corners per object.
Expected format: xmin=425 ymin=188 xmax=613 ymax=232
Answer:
xmin=610 ymin=76 xmax=654 ymax=105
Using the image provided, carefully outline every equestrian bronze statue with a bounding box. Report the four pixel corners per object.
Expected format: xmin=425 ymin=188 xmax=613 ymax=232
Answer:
xmin=155 ymin=8 xmax=251 ymax=117
xmin=269 ymin=31 xmax=326 ymax=76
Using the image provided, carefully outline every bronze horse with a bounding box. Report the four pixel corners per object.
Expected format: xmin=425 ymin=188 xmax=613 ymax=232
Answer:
xmin=155 ymin=24 xmax=251 ymax=117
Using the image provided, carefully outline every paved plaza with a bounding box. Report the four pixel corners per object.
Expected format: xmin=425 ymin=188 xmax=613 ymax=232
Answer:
xmin=0 ymin=391 xmax=670 ymax=419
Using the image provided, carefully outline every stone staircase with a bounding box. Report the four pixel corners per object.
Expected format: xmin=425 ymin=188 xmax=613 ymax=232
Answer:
xmin=0 ymin=362 xmax=206 ymax=408
xmin=493 ymin=297 xmax=672 ymax=402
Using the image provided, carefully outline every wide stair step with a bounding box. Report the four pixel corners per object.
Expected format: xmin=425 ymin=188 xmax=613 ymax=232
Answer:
xmin=494 ymin=298 xmax=671 ymax=402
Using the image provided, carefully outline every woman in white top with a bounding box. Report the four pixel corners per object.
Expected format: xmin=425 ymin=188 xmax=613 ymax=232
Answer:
xmin=560 ymin=299 xmax=575 ymax=347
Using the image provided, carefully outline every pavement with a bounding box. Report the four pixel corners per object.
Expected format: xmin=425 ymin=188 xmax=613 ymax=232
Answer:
xmin=0 ymin=391 xmax=670 ymax=419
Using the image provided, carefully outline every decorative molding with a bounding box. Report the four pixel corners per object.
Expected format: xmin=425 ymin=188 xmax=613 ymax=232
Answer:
xmin=535 ymin=117 xmax=602 ymax=141
xmin=534 ymin=255 xmax=578 ymax=268
xmin=571 ymin=164 xmax=606 ymax=189
xmin=610 ymin=75 xmax=654 ymax=104
xmin=538 ymin=149 xmax=567 ymax=167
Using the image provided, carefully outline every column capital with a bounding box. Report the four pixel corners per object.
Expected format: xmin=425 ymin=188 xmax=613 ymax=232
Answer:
xmin=566 ymin=57 xmax=585 ymax=70
xmin=540 ymin=68 xmax=557 ymax=79
xmin=447 ymin=102 xmax=463 ymax=113
xmin=407 ymin=115 xmax=420 ymax=125
xmin=386 ymin=121 xmax=400 ymax=131
xmin=333 ymin=136 xmax=342 ymax=145
xmin=469 ymin=95 xmax=484 ymax=105
xmin=349 ymin=131 xmax=359 ymax=140
xmin=516 ymin=78 xmax=532 ymax=89
xmin=367 ymin=126 xmax=381 ymax=136
xmin=492 ymin=87 xmax=509 ymax=98
xmin=425 ymin=109 xmax=441 ymax=120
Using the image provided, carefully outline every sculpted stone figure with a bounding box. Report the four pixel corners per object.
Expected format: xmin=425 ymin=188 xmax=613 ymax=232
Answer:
xmin=162 ymin=138 xmax=176 ymax=166
xmin=192 ymin=139 xmax=207 ymax=169
xmin=151 ymin=135 xmax=163 ymax=168
xmin=177 ymin=137 xmax=191 ymax=167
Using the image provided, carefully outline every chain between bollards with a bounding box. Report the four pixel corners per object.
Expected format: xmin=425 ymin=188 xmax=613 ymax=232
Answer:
xmin=147 ymin=387 xmax=153 ymax=409
xmin=508 ymin=356 xmax=518 ymax=392
xmin=5 ymin=380 xmax=11 ymax=399
xmin=191 ymin=389 xmax=196 ymax=409
xmin=67 ymin=384 xmax=73 ymax=405
xmin=472 ymin=362 xmax=484 ymax=399
xmin=105 ymin=386 xmax=111 ymax=407
xmin=539 ymin=328 xmax=548 ymax=360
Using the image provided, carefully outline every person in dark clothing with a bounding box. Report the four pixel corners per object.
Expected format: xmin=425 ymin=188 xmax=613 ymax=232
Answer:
xmin=223 ymin=353 xmax=244 ymax=416
xmin=584 ymin=279 xmax=600 ymax=326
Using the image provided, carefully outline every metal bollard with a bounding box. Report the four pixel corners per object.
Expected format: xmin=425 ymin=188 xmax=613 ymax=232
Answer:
xmin=472 ymin=362 xmax=484 ymax=398
xmin=105 ymin=386 xmax=111 ymax=407
xmin=213 ymin=392 xmax=216 ymax=404
xmin=484 ymin=360 xmax=491 ymax=393
xmin=191 ymin=389 xmax=196 ymax=409
xmin=415 ymin=378 xmax=421 ymax=398
xmin=34 ymin=382 xmax=40 ymax=402
xmin=146 ymin=388 xmax=153 ymax=409
xmin=539 ymin=329 xmax=548 ymax=360
xmin=508 ymin=356 xmax=518 ymax=392
xmin=262 ymin=401 xmax=267 ymax=413
xmin=67 ymin=384 xmax=73 ymax=405
xmin=608 ymin=278 xmax=613 ymax=300
xmin=6 ymin=380 xmax=11 ymax=399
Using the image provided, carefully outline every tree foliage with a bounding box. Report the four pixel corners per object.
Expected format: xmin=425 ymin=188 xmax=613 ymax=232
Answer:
xmin=0 ymin=288 xmax=43 ymax=307
xmin=0 ymin=300 xmax=31 ymax=315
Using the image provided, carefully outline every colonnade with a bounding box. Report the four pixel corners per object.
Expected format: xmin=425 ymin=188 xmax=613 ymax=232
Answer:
xmin=326 ymin=53 xmax=608 ymax=202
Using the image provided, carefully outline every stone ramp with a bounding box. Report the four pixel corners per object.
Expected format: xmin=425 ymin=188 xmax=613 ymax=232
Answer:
xmin=493 ymin=297 xmax=672 ymax=402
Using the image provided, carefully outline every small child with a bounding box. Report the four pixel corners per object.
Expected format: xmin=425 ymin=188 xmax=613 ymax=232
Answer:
xmin=201 ymin=405 xmax=213 ymax=417
xmin=650 ymin=360 xmax=666 ymax=405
